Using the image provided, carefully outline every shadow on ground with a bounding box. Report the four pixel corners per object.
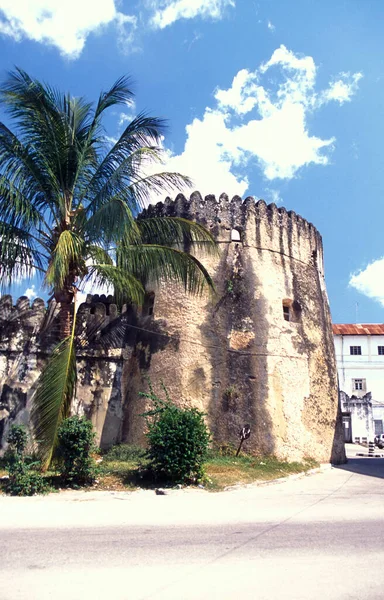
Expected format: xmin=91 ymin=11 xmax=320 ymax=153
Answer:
xmin=334 ymin=457 xmax=384 ymax=480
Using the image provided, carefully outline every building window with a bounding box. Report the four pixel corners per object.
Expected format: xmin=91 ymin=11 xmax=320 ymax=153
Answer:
xmin=350 ymin=346 xmax=361 ymax=355
xmin=282 ymin=299 xmax=301 ymax=323
xmin=378 ymin=346 xmax=384 ymax=355
xmin=354 ymin=379 xmax=363 ymax=390
xmin=352 ymin=378 xmax=366 ymax=393
xmin=374 ymin=420 xmax=383 ymax=435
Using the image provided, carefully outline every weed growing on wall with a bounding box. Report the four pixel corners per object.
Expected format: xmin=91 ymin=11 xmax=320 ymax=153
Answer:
xmin=141 ymin=381 xmax=211 ymax=483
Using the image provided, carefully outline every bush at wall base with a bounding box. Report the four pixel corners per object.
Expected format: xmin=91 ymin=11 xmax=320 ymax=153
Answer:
xmin=57 ymin=416 xmax=98 ymax=486
xmin=5 ymin=425 xmax=48 ymax=496
xmin=142 ymin=383 xmax=211 ymax=484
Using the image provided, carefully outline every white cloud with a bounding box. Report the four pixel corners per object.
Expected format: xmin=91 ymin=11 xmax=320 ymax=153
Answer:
xmin=319 ymin=72 xmax=363 ymax=105
xmin=350 ymin=258 xmax=384 ymax=307
xmin=215 ymin=69 xmax=259 ymax=115
xmin=0 ymin=0 xmax=136 ymax=57
xmin=267 ymin=20 xmax=275 ymax=32
xmin=118 ymin=105 xmax=136 ymax=129
xmin=24 ymin=285 xmax=37 ymax=301
xmin=150 ymin=0 xmax=235 ymax=29
xmin=150 ymin=45 xmax=361 ymax=198
xmin=264 ymin=188 xmax=282 ymax=205
xmin=146 ymin=112 xmax=249 ymax=199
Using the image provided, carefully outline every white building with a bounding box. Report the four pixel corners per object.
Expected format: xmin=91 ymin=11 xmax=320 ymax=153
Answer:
xmin=333 ymin=324 xmax=384 ymax=443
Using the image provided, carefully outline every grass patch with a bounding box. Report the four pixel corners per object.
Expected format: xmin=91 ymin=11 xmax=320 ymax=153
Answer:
xmin=102 ymin=444 xmax=147 ymax=463
xmin=96 ymin=444 xmax=319 ymax=492
xmin=0 ymin=444 xmax=319 ymax=495
xmin=95 ymin=445 xmax=151 ymax=491
xmin=204 ymin=454 xmax=319 ymax=490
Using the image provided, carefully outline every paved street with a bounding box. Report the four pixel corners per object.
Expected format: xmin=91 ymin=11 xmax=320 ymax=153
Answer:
xmin=1 ymin=452 xmax=384 ymax=600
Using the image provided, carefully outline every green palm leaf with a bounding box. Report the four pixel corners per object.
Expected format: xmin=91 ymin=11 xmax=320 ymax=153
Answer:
xmin=0 ymin=221 xmax=45 ymax=289
xmin=84 ymin=194 xmax=141 ymax=245
xmin=45 ymin=230 xmax=85 ymax=290
xmin=31 ymin=311 xmax=77 ymax=469
xmin=117 ymin=244 xmax=215 ymax=295
xmin=136 ymin=216 xmax=218 ymax=252
xmin=84 ymin=264 xmax=145 ymax=306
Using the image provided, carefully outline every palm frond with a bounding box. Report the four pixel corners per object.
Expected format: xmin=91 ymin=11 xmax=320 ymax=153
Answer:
xmin=0 ymin=69 xmax=97 ymax=213
xmin=136 ymin=216 xmax=217 ymax=253
xmin=126 ymin=171 xmax=192 ymax=210
xmin=82 ymin=114 xmax=170 ymax=213
xmin=82 ymin=264 xmax=145 ymax=306
xmin=93 ymin=76 xmax=134 ymax=120
xmin=45 ymin=230 xmax=85 ymax=290
xmin=0 ymin=69 xmax=68 ymax=186
xmin=31 ymin=314 xmax=77 ymax=469
xmin=84 ymin=194 xmax=140 ymax=245
xmin=86 ymin=244 xmax=114 ymax=265
xmin=117 ymin=244 xmax=215 ymax=295
xmin=84 ymin=146 xmax=161 ymax=217
xmin=0 ymin=122 xmax=57 ymax=214
xmin=0 ymin=175 xmax=45 ymax=230
xmin=0 ymin=221 xmax=45 ymax=291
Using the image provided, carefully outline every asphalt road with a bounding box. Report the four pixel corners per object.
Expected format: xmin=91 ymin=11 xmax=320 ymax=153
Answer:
xmin=1 ymin=453 xmax=384 ymax=600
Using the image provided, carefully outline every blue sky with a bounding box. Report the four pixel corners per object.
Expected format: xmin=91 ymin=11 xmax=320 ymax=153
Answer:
xmin=0 ymin=0 xmax=383 ymax=324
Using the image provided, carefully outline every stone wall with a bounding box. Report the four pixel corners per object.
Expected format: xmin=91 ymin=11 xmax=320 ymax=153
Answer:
xmin=0 ymin=293 xmax=169 ymax=450
xmin=138 ymin=192 xmax=345 ymax=464
xmin=0 ymin=191 xmax=345 ymax=463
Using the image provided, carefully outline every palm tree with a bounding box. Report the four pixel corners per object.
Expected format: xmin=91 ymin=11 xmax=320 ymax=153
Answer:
xmin=0 ymin=69 xmax=216 ymax=467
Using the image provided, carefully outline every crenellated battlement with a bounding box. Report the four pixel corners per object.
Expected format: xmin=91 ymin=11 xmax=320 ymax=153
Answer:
xmin=0 ymin=294 xmax=46 ymax=322
xmin=77 ymin=293 xmax=119 ymax=321
xmin=141 ymin=191 xmax=323 ymax=272
xmin=141 ymin=191 xmax=318 ymax=233
xmin=0 ymin=293 xmax=131 ymax=354
xmin=0 ymin=295 xmax=47 ymax=344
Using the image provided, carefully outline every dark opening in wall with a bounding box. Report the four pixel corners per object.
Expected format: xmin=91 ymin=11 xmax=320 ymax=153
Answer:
xmin=312 ymin=250 xmax=318 ymax=267
xmin=143 ymin=292 xmax=155 ymax=317
xmin=282 ymin=299 xmax=302 ymax=323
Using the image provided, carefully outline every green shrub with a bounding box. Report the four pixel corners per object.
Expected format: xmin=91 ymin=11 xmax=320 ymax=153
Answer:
xmin=7 ymin=424 xmax=27 ymax=455
xmin=142 ymin=382 xmax=211 ymax=483
xmin=57 ymin=416 xmax=97 ymax=486
xmin=5 ymin=425 xmax=48 ymax=496
xmin=6 ymin=466 xmax=48 ymax=496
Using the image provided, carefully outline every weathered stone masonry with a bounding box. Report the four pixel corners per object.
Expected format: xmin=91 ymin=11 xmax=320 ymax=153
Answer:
xmin=0 ymin=192 xmax=346 ymax=463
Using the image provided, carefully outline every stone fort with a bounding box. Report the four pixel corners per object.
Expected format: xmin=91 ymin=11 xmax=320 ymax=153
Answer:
xmin=0 ymin=192 xmax=345 ymax=464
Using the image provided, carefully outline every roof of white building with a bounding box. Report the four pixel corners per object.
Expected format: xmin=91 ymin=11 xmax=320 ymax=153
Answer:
xmin=333 ymin=324 xmax=384 ymax=335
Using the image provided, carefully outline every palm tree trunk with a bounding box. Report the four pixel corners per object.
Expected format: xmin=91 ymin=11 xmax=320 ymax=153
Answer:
xmin=59 ymin=301 xmax=72 ymax=338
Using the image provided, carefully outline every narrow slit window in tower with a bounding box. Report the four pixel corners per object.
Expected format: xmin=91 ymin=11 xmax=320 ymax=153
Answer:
xmin=282 ymin=299 xmax=302 ymax=323
xmin=143 ymin=292 xmax=155 ymax=316
xmin=283 ymin=304 xmax=290 ymax=321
